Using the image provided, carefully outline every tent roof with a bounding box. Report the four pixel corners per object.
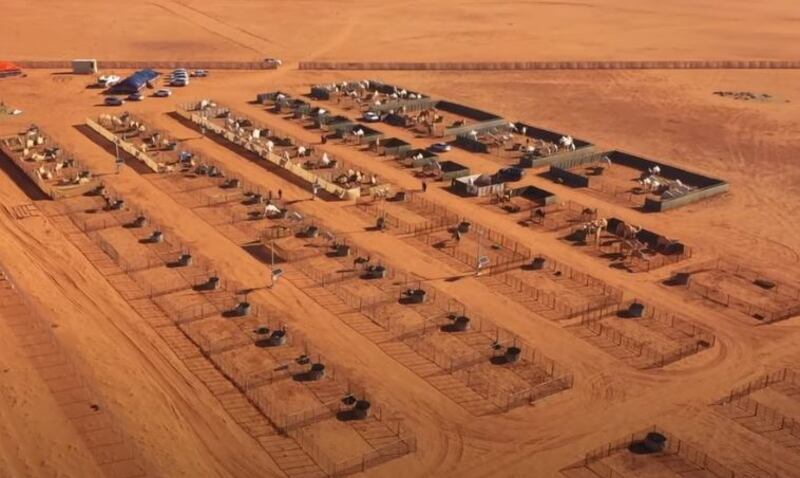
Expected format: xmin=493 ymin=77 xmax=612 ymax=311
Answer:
xmin=0 ymin=61 xmax=21 ymax=72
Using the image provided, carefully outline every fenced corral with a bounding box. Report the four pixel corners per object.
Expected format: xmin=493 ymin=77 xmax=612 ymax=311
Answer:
xmin=547 ymin=150 xmax=728 ymax=211
xmin=299 ymin=60 xmax=800 ymax=70
xmin=563 ymin=216 xmax=691 ymax=273
xmin=284 ymin=246 xmax=573 ymax=416
xmin=485 ymin=184 xmax=559 ymax=216
xmin=310 ymin=79 xmax=432 ymax=114
xmin=177 ymin=100 xmax=387 ymax=200
xmin=479 ymin=257 xmax=623 ymax=321
xmin=412 ymin=220 xmax=533 ymax=276
xmin=520 ymin=200 xmax=597 ymax=231
xmin=41 ymin=186 xmax=416 ymax=477
xmin=39 ymin=193 xmax=333 ymax=478
xmin=0 ymin=127 xmax=100 ymax=199
xmin=355 ymin=191 xmax=460 ymax=236
xmin=712 ymin=369 xmax=800 ymax=452
xmin=210 ymin=321 xmax=416 ymax=476
xmin=561 ymin=425 xmax=736 ymax=478
xmin=0 ymin=268 xmax=153 ymax=478
xmin=567 ymin=300 xmax=715 ymax=369
xmin=510 ymin=122 xmax=596 ymax=167
xmin=668 ymin=259 xmax=800 ymax=324
xmin=86 ymin=114 xmax=171 ymax=173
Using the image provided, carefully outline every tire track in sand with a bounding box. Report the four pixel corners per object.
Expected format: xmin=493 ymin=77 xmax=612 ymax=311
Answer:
xmin=147 ymin=0 xmax=274 ymax=55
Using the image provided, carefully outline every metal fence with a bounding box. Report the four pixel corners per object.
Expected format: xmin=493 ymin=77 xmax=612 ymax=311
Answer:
xmin=681 ymin=259 xmax=800 ymax=323
xmin=299 ymin=60 xmax=800 ymax=71
xmin=17 ymin=60 xmax=279 ymax=70
xmin=565 ymin=425 xmax=735 ymax=478
xmin=0 ymin=268 xmax=153 ymax=477
xmin=574 ymin=301 xmax=716 ymax=369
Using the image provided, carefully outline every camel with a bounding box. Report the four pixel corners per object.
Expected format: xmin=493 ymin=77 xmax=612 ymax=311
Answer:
xmin=580 ymin=208 xmax=597 ymax=222
xmin=615 ymin=222 xmax=642 ymax=240
xmin=559 ymin=135 xmax=576 ymax=151
xmin=592 ymin=218 xmax=608 ymax=245
xmin=620 ymin=239 xmax=650 ymax=263
xmin=353 ymin=256 xmax=371 ymax=269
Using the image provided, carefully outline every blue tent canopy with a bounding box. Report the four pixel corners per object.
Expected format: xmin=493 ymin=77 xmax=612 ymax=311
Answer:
xmin=109 ymin=69 xmax=160 ymax=94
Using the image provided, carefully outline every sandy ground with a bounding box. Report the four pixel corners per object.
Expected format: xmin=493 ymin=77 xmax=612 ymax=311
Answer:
xmin=2 ymin=2 xmax=800 ymax=477
xmin=2 ymin=0 xmax=800 ymax=62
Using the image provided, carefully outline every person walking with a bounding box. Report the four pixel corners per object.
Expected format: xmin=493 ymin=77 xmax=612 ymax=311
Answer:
xmin=278 ymin=189 xmax=283 ymax=200
xmin=422 ymin=181 xmax=427 ymax=193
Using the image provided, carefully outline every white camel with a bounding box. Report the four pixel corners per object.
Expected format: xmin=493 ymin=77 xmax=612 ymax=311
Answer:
xmin=559 ymin=135 xmax=576 ymax=151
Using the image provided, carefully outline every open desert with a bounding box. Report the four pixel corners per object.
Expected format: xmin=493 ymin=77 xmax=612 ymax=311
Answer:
xmin=1 ymin=1 xmax=800 ymax=477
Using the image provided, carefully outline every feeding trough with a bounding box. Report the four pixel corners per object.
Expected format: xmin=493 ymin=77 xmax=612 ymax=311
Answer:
xmin=504 ymin=346 xmax=521 ymax=364
xmin=626 ymin=302 xmax=645 ymax=318
xmin=364 ymin=264 xmax=387 ymax=279
xmin=754 ymin=278 xmax=776 ymax=290
xmin=667 ymin=272 xmax=691 ymax=286
xmin=268 ymin=329 xmax=287 ymax=346
xmin=93 ymin=185 xmax=107 ymax=197
xmin=352 ymin=400 xmax=372 ymax=420
xmin=223 ymin=178 xmax=241 ymax=189
xmin=130 ymin=215 xmax=148 ymax=228
xmin=392 ymin=191 xmax=407 ymax=202
xmin=247 ymin=193 xmax=264 ymax=205
xmin=529 ymin=257 xmax=546 ymax=270
xmin=334 ymin=244 xmax=351 ymax=257
xmin=199 ymin=275 xmax=220 ymax=291
xmin=452 ymin=315 xmax=471 ymax=332
xmin=234 ymin=302 xmax=251 ymax=317
xmin=376 ymin=216 xmax=387 ymax=230
xmin=148 ymin=230 xmax=164 ymax=243
xmin=402 ymin=288 xmax=427 ymax=304
xmin=177 ymin=253 xmax=193 ymax=267
xmin=303 ymin=225 xmax=319 ymax=238
xmin=307 ymin=363 xmax=326 ymax=381
xmin=457 ymin=221 xmax=471 ymax=234
xmin=110 ymin=199 xmax=125 ymax=211
xmin=643 ymin=432 xmax=667 ymax=453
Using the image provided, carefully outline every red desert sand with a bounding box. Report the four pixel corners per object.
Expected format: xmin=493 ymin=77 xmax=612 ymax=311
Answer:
xmin=1 ymin=1 xmax=800 ymax=477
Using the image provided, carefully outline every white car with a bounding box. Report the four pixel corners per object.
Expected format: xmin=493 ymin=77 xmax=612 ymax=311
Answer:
xmin=264 ymin=58 xmax=282 ymax=67
xmin=428 ymin=142 xmax=451 ymax=153
xmin=363 ymin=111 xmax=380 ymax=122
xmin=171 ymin=78 xmax=189 ymax=87
xmin=191 ymin=69 xmax=209 ymax=77
xmin=154 ymin=89 xmax=172 ymax=98
xmin=104 ymin=96 xmax=124 ymax=106
xmin=97 ymin=75 xmax=121 ymax=87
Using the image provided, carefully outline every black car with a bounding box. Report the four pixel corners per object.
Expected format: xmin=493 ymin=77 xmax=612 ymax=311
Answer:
xmin=496 ymin=167 xmax=526 ymax=182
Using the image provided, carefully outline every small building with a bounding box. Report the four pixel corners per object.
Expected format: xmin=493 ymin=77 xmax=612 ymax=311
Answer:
xmin=0 ymin=61 xmax=22 ymax=78
xmin=508 ymin=185 xmax=559 ymax=206
xmin=403 ymin=148 xmax=438 ymax=168
xmin=438 ymin=160 xmax=470 ymax=181
xmin=378 ymin=137 xmax=412 ymax=157
xmin=109 ymin=69 xmax=160 ymax=94
xmin=72 ymin=59 xmax=98 ymax=74
xmin=452 ymin=173 xmax=505 ymax=197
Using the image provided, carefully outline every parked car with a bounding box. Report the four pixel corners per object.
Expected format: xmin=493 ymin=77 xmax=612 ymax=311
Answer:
xmin=264 ymin=58 xmax=283 ymax=67
xmin=428 ymin=142 xmax=451 ymax=153
xmin=190 ymin=69 xmax=209 ymax=77
xmin=363 ymin=111 xmax=380 ymax=122
xmin=127 ymin=92 xmax=144 ymax=101
xmin=154 ymin=89 xmax=172 ymax=98
xmin=496 ymin=167 xmax=526 ymax=182
xmin=171 ymin=78 xmax=189 ymax=87
xmin=104 ymin=96 xmax=124 ymax=106
xmin=97 ymin=75 xmax=121 ymax=87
